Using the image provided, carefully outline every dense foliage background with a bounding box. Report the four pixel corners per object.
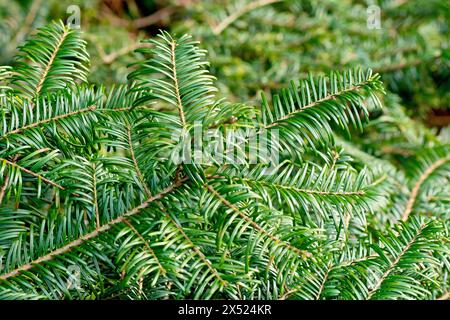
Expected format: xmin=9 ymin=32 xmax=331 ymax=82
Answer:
xmin=0 ymin=0 xmax=448 ymax=300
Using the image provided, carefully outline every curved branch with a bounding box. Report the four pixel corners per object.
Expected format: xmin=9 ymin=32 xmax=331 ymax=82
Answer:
xmin=402 ymin=154 xmax=450 ymax=221
xmin=132 ymin=6 xmax=177 ymax=29
xmin=11 ymin=0 xmax=42 ymax=45
xmin=102 ymin=43 xmax=142 ymax=64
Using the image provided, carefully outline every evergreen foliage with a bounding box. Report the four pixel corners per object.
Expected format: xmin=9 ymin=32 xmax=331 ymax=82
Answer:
xmin=0 ymin=1 xmax=448 ymax=300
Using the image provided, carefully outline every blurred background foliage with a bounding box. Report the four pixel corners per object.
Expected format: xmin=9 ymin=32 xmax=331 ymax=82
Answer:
xmin=0 ymin=0 xmax=449 ymax=129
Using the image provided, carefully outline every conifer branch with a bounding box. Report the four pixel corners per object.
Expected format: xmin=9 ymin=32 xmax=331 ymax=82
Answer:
xmin=123 ymin=218 xmax=166 ymax=275
xmin=213 ymin=0 xmax=282 ymax=35
xmin=0 ymin=178 xmax=187 ymax=281
xmin=205 ymin=183 xmax=312 ymax=259
xmin=1 ymin=106 xmax=97 ymax=139
xmin=34 ymin=28 xmax=69 ymax=96
xmin=164 ymin=212 xmax=228 ymax=286
xmin=366 ymin=221 xmax=427 ymax=299
xmin=0 ymin=157 xmax=64 ymax=190
xmin=170 ymin=39 xmax=187 ymax=128
xmin=402 ymin=154 xmax=450 ymax=221
xmin=264 ymin=82 xmax=367 ymax=129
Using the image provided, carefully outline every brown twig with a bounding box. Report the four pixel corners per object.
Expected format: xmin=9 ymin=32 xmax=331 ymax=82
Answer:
xmin=12 ymin=0 xmax=42 ymax=45
xmin=402 ymin=154 xmax=450 ymax=221
xmin=437 ymin=292 xmax=449 ymax=300
xmin=132 ymin=6 xmax=177 ymax=29
xmin=212 ymin=0 xmax=282 ymax=35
